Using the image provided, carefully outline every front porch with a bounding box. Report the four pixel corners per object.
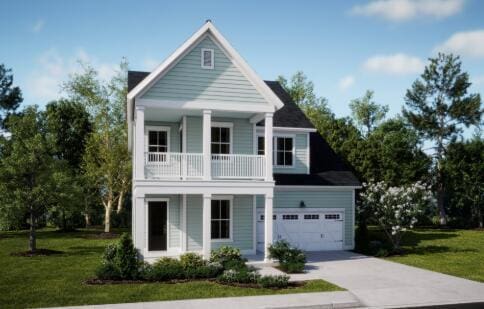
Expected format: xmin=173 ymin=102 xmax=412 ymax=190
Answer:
xmin=132 ymin=186 xmax=275 ymax=262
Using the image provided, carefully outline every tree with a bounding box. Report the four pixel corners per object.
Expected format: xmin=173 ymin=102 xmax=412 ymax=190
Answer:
xmin=63 ymin=60 xmax=131 ymax=233
xmin=277 ymin=71 xmax=327 ymax=111
xmin=361 ymin=181 xmax=434 ymax=251
xmin=0 ymin=107 xmax=57 ymax=251
xmin=442 ymin=137 xmax=484 ymax=228
xmin=349 ymin=90 xmax=389 ymax=136
xmin=403 ymin=53 xmax=482 ymax=225
xmin=0 ymin=64 xmax=23 ymax=130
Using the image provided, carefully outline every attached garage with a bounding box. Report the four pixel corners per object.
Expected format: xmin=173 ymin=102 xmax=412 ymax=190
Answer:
xmin=257 ymin=209 xmax=344 ymax=251
xmin=256 ymin=188 xmax=356 ymax=252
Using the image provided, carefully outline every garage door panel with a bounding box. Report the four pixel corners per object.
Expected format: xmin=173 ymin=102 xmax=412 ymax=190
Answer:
xmin=257 ymin=209 xmax=344 ymax=252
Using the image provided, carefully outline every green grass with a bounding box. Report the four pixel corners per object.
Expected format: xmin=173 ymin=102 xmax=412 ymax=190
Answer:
xmin=367 ymin=228 xmax=484 ymax=282
xmin=0 ymin=228 xmax=342 ymax=308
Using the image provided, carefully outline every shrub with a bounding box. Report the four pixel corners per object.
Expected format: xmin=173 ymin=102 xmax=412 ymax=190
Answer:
xmin=210 ymin=246 xmax=245 ymax=269
xmin=268 ymin=240 xmax=306 ymax=273
xmin=217 ymin=269 xmax=260 ymax=284
xmin=145 ymin=257 xmax=184 ymax=281
xmin=185 ymin=262 xmax=223 ymax=279
xmin=180 ymin=252 xmax=205 ymax=269
xmin=258 ymin=274 xmax=290 ymax=288
xmin=95 ymin=233 xmax=140 ymax=280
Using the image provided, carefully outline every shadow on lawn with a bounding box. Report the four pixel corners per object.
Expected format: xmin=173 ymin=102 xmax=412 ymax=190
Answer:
xmin=401 ymin=230 xmax=459 ymax=247
xmin=402 ymin=245 xmax=477 ymax=256
xmin=67 ymin=245 xmax=106 ymax=256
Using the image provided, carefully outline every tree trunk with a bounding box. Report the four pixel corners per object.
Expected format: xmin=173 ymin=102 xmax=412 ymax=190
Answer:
xmin=29 ymin=206 xmax=36 ymax=252
xmin=116 ymin=190 xmax=124 ymax=214
xmin=84 ymin=213 xmax=91 ymax=227
xmin=436 ymin=161 xmax=447 ymax=225
xmin=104 ymin=199 xmax=112 ymax=233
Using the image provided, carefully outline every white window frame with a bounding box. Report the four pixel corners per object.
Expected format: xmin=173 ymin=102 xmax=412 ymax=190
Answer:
xmin=145 ymin=125 xmax=171 ymax=153
xmin=210 ymin=195 xmax=233 ymax=242
xmin=211 ymin=122 xmax=233 ymax=155
xmin=257 ymin=133 xmax=295 ymax=168
xmin=201 ymin=48 xmax=214 ymax=69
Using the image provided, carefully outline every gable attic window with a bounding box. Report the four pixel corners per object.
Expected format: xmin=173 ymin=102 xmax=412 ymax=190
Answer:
xmin=201 ymin=48 xmax=214 ymax=69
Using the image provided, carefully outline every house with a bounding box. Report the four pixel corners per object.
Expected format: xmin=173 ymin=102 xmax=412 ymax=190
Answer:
xmin=127 ymin=21 xmax=360 ymax=262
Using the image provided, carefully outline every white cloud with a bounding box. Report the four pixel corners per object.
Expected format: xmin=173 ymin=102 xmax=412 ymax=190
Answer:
xmin=350 ymin=0 xmax=464 ymax=22
xmin=338 ymin=75 xmax=355 ymax=91
xmin=434 ymin=30 xmax=484 ymax=58
xmin=363 ymin=53 xmax=425 ymax=75
xmin=26 ymin=48 xmax=118 ymax=103
xmin=143 ymin=58 xmax=159 ymax=71
xmin=32 ymin=19 xmax=44 ymax=33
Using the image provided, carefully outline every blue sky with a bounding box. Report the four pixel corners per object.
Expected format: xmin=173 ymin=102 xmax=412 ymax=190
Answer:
xmin=1 ymin=0 xmax=483 ymax=119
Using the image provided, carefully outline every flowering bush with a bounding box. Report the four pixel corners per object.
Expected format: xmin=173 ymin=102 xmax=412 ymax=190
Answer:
xmin=360 ymin=181 xmax=434 ymax=251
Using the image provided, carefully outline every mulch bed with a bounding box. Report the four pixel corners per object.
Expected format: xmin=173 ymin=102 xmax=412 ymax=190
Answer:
xmin=10 ymin=249 xmax=64 ymax=257
xmin=84 ymin=277 xmax=306 ymax=289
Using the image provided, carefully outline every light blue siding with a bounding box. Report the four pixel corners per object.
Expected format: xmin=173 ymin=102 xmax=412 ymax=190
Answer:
xmin=185 ymin=116 xmax=254 ymax=154
xmin=145 ymin=121 xmax=181 ymax=152
xmin=257 ymin=190 xmax=355 ymax=248
xmin=273 ymin=133 xmax=308 ymax=174
xmin=186 ymin=195 xmax=254 ymax=252
xmin=141 ymin=36 xmax=267 ymax=104
xmin=146 ymin=194 xmax=181 ymax=249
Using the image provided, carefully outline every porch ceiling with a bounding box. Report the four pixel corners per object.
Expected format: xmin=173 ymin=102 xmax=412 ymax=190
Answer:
xmin=144 ymin=107 xmax=258 ymax=122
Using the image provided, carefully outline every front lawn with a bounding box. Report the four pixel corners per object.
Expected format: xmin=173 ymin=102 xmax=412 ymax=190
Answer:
xmin=0 ymin=228 xmax=342 ymax=308
xmin=366 ymin=228 xmax=484 ymax=282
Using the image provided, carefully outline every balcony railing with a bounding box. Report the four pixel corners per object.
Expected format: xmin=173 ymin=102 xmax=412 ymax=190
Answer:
xmin=144 ymin=152 xmax=266 ymax=180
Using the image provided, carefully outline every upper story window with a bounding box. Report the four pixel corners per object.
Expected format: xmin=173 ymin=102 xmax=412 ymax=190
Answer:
xmin=201 ymin=48 xmax=214 ymax=69
xmin=211 ymin=123 xmax=232 ymax=155
xmin=146 ymin=126 xmax=170 ymax=162
xmin=275 ymin=136 xmax=294 ymax=167
xmin=257 ymin=135 xmax=294 ymax=167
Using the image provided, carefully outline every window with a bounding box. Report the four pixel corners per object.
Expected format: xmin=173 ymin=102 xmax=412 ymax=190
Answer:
xmin=211 ymin=200 xmax=231 ymax=239
xmin=274 ymin=136 xmax=294 ymax=166
xmin=257 ymin=136 xmax=265 ymax=155
xmin=146 ymin=127 xmax=170 ymax=162
xmin=201 ymin=48 xmax=214 ymax=69
xmin=325 ymin=214 xmax=341 ymax=220
xmin=260 ymin=214 xmax=276 ymax=220
xmin=211 ymin=126 xmax=231 ymax=155
xmin=282 ymin=214 xmax=298 ymax=220
xmin=304 ymin=214 xmax=319 ymax=220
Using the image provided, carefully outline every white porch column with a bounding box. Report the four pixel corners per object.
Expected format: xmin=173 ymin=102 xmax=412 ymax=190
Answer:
xmin=202 ymin=110 xmax=212 ymax=180
xmin=202 ymin=193 xmax=212 ymax=259
xmin=133 ymin=193 xmax=145 ymax=255
xmin=264 ymin=113 xmax=273 ymax=181
xmin=264 ymin=194 xmax=273 ymax=262
xmin=134 ymin=105 xmax=145 ymax=179
xmin=181 ymin=194 xmax=187 ymax=252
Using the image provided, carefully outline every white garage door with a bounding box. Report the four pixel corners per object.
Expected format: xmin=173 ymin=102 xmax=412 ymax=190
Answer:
xmin=256 ymin=209 xmax=344 ymax=252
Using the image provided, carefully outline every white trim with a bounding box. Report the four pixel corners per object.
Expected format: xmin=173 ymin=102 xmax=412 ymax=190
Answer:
xmin=137 ymin=98 xmax=275 ymax=113
xmin=275 ymin=185 xmax=362 ymax=191
xmin=145 ymin=125 xmax=171 ymax=153
xmin=145 ymin=198 xmax=170 ymax=253
xmin=210 ymin=195 xmax=234 ymax=243
xmin=273 ymin=134 xmax=296 ymax=168
xmin=211 ymin=121 xmax=233 ymax=154
xmin=252 ymin=195 xmax=257 ymax=253
xmin=200 ymin=48 xmax=214 ymax=69
xmin=256 ymin=126 xmax=317 ymax=133
xmin=181 ymin=194 xmax=187 ymax=252
xmin=352 ymin=189 xmax=356 ymax=250
xmin=182 ymin=116 xmax=187 ymax=153
xmin=306 ymin=133 xmax=310 ymax=174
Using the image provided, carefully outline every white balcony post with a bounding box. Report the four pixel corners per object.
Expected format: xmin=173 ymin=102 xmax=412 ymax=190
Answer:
xmin=202 ymin=193 xmax=212 ymax=259
xmin=135 ymin=105 xmax=145 ymax=179
xmin=264 ymin=194 xmax=273 ymax=262
xmin=202 ymin=110 xmax=212 ymax=180
xmin=264 ymin=113 xmax=273 ymax=181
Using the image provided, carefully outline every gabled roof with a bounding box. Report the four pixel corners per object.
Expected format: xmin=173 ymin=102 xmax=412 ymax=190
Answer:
xmin=127 ymin=21 xmax=284 ymax=110
xmin=128 ymin=73 xmax=314 ymax=130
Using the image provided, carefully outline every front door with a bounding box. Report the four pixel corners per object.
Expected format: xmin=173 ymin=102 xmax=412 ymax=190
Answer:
xmin=148 ymin=201 xmax=167 ymax=251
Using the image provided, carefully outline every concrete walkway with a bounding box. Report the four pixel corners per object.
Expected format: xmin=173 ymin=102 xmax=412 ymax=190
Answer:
xmin=284 ymin=251 xmax=484 ymax=308
xmin=51 ymin=291 xmax=360 ymax=309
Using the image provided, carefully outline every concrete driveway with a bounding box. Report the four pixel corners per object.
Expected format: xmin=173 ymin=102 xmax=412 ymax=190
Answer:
xmin=286 ymin=251 xmax=484 ymax=308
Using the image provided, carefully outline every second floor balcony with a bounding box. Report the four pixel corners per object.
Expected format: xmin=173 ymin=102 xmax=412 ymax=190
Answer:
xmin=145 ymin=152 xmax=266 ymax=180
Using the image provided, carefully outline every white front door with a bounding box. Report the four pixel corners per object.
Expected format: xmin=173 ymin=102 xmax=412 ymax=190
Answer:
xmin=256 ymin=209 xmax=344 ymax=252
